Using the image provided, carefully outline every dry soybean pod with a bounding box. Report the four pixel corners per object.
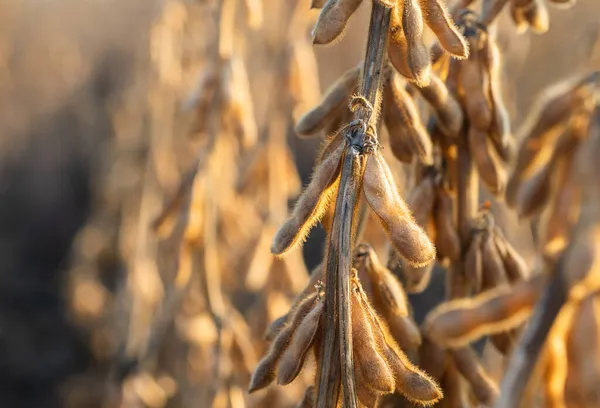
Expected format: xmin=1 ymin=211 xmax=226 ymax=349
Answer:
xmin=362 ymin=290 xmax=443 ymax=405
xmin=312 ymin=0 xmax=364 ymax=44
xmin=492 ymin=227 xmax=528 ymax=282
xmin=402 ymin=0 xmax=431 ymax=86
xmin=271 ymin=142 xmax=344 ymax=255
xmin=387 ymin=74 xmax=434 ymax=165
xmin=465 ymin=231 xmax=483 ymax=294
xmin=419 ymin=0 xmax=468 ymax=58
xmin=351 ymin=286 xmax=396 ymax=393
xmin=468 ymin=128 xmax=506 ymax=196
xmin=295 ymin=65 xmax=360 ymax=136
xmin=450 ymin=347 xmax=499 ymax=406
xmin=416 ymin=73 xmax=463 ymax=140
xmin=277 ymin=297 xmax=324 ymax=385
xmin=459 ymin=34 xmax=493 ymax=132
xmin=249 ymin=293 xmax=318 ymax=392
xmin=363 ymin=151 xmax=436 ymax=267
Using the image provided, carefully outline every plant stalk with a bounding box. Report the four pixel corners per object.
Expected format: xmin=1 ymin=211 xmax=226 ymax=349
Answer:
xmin=315 ymin=3 xmax=391 ymax=407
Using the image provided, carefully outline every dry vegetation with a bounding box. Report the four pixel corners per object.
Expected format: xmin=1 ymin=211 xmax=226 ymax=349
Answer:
xmin=1 ymin=0 xmax=600 ymax=408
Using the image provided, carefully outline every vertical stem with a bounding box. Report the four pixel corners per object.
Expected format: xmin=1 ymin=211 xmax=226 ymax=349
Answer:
xmin=315 ymin=3 xmax=391 ymax=407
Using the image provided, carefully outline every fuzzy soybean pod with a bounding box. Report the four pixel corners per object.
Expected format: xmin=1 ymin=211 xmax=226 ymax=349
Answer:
xmin=385 ymin=74 xmax=434 ymax=165
xmin=450 ymin=347 xmax=499 ymax=406
xmin=434 ymin=185 xmax=461 ymax=262
xmin=362 ymin=247 xmax=423 ymax=350
xmin=361 ymin=290 xmax=443 ymax=405
xmin=295 ymin=65 xmax=360 ymax=136
xmin=493 ymin=227 xmax=528 ymax=282
xmin=423 ymin=273 xmax=545 ymax=348
xmin=459 ymin=36 xmax=493 ymax=133
xmin=481 ymin=36 xmax=511 ymax=160
xmin=468 ymin=128 xmax=506 ymax=196
xmin=418 ymin=0 xmax=468 ymax=58
xmin=312 ymin=0 xmax=364 ymax=45
xmin=507 ymin=72 xmax=598 ymax=205
xmin=418 ymin=336 xmax=448 ymax=381
xmin=249 ymin=293 xmax=319 ymax=392
xmin=351 ymin=286 xmax=396 ymax=394
xmin=363 ymin=151 xmax=436 ymax=267
xmin=271 ymin=141 xmax=344 ymax=256
xmin=402 ymin=0 xmax=432 ymax=86
xmin=406 ymin=174 xmax=436 ymax=228
xmin=516 ymin=124 xmax=583 ymax=218
xmin=416 ymin=74 xmax=463 ymax=140
xmin=481 ymin=230 xmax=509 ymax=290
xmin=388 ymin=5 xmax=428 ymax=86
xmin=277 ymin=297 xmax=324 ymax=385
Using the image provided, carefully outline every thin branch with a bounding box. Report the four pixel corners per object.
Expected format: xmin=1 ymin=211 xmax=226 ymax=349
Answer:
xmin=493 ymin=260 xmax=567 ymax=408
xmin=316 ymin=3 xmax=391 ymax=407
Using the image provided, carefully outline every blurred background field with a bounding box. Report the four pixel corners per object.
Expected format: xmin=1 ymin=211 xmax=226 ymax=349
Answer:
xmin=0 ymin=0 xmax=598 ymax=407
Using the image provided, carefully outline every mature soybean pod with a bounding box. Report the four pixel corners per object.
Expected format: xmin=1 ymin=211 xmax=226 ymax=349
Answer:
xmin=312 ymin=0 xmax=364 ymax=44
xmin=468 ymin=128 xmax=506 ymax=196
xmin=419 ymin=0 xmax=468 ymax=58
xmin=363 ymin=152 xmax=436 ymax=266
xmin=459 ymin=35 xmax=492 ymax=132
xmin=402 ymin=0 xmax=432 ymax=86
xmin=295 ymin=65 xmax=360 ymax=136
xmin=416 ymin=73 xmax=463 ymax=140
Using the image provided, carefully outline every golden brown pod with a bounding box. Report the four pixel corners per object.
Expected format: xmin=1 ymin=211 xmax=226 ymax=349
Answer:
xmin=312 ymin=0 xmax=364 ymax=44
xmin=434 ymin=185 xmax=461 ymax=262
xmin=388 ymin=6 xmax=430 ymax=86
xmin=459 ymin=36 xmax=492 ymax=132
xmin=363 ymin=151 xmax=436 ymax=267
xmin=515 ymin=127 xmax=582 ymax=218
xmin=405 ymin=176 xmax=436 ymax=229
xmin=415 ymin=74 xmax=463 ymax=139
xmin=277 ymin=297 xmax=324 ymax=385
xmin=450 ymin=347 xmax=499 ymax=405
xmin=249 ymin=293 xmax=318 ymax=392
xmin=271 ymin=141 xmax=344 ymax=255
xmin=351 ymin=287 xmax=396 ymax=393
xmin=481 ymin=230 xmax=509 ymax=289
xmin=384 ymin=74 xmax=434 ymax=165
xmin=418 ymin=336 xmax=448 ymax=381
xmin=493 ymin=227 xmax=528 ymax=282
xmin=438 ymin=361 xmax=468 ymax=408
xmin=422 ymin=274 xmax=544 ymax=347
xmin=468 ymin=128 xmax=506 ymax=196
xmin=481 ymin=35 xmax=511 ymax=160
xmin=402 ymin=0 xmax=432 ymax=86
xmin=507 ymin=71 xmax=598 ymax=205
xmin=361 ymin=290 xmax=443 ymax=405
xmin=419 ymin=0 xmax=468 ymax=58
xmin=295 ymin=65 xmax=360 ymax=136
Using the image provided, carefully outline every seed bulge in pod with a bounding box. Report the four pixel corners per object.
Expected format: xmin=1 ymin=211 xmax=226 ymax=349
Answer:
xmin=363 ymin=151 xmax=436 ymax=267
xmin=312 ymin=0 xmax=364 ymax=44
xmin=419 ymin=0 xmax=468 ymax=58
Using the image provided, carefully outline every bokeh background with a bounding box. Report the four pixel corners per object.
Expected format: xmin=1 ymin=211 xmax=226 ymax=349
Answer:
xmin=0 ymin=0 xmax=598 ymax=407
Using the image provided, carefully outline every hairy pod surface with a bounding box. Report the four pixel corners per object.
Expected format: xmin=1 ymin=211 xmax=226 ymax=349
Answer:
xmin=312 ymin=0 xmax=364 ymax=44
xmin=385 ymin=74 xmax=434 ymax=165
xmin=295 ymin=65 xmax=361 ymax=136
xmin=419 ymin=0 xmax=468 ymax=58
xmin=459 ymin=36 xmax=493 ymax=132
xmin=363 ymin=151 xmax=436 ymax=266
xmin=406 ymin=175 xmax=437 ymax=228
xmin=271 ymin=141 xmax=344 ymax=255
xmin=402 ymin=0 xmax=432 ymax=86
xmin=249 ymin=293 xmax=318 ymax=392
xmin=423 ymin=274 xmax=544 ymax=347
xmin=416 ymin=74 xmax=463 ymax=139
xmin=277 ymin=296 xmax=324 ymax=385
xmin=362 ymin=289 xmax=443 ymax=405
xmin=450 ymin=347 xmax=499 ymax=405
xmin=468 ymin=128 xmax=506 ymax=196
